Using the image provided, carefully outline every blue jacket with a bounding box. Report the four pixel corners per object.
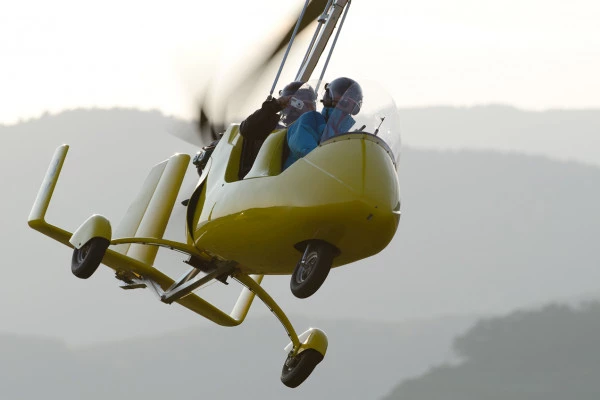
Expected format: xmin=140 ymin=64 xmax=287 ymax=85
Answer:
xmin=283 ymin=107 xmax=355 ymax=170
xmin=320 ymin=107 xmax=355 ymax=142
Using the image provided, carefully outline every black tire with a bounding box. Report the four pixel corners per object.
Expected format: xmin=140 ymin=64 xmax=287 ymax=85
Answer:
xmin=290 ymin=242 xmax=335 ymax=298
xmin=281 ymin=349 xmax=324 ymax=388
xmin=71 ymin=237 xmax=110 ymax=279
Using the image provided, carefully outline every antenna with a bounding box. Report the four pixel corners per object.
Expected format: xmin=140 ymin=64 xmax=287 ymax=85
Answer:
xmin=374 ymin=117 xmax=385 ymax=136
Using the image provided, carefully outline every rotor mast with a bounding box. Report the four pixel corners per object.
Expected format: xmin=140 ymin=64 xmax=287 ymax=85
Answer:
xmin=295 ymin=0 xmax=350 ymax=82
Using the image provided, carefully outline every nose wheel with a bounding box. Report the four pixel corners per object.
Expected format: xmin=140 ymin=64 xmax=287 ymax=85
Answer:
xmin=290 ymin=241 xmax=336 ymax=298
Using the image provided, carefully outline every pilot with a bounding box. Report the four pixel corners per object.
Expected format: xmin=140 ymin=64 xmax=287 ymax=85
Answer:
xmin=236 ymin=81 xmax=316 ymax=178
xmin=282 ymin=77 xmax=362 ymax=170
xmin=193 ymin=81 xmax=316 ymax=178
xmin=240 ymin=81 xmax=317 ymax=140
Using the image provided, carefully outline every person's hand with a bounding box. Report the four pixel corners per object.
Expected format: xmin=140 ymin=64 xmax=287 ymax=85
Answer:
xmin=277 ymin=95 xmax=292 ymax=108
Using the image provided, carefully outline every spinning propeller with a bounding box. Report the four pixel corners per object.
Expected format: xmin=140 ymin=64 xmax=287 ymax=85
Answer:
xmin=193 ymin=0 xmax=329 ymax=146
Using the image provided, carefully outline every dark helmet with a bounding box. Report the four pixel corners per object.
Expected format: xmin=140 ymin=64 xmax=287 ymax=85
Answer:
xmin=321 ymin=77 xmax=363 ymax=115
xmin=279 ymin=81 xmax=317 ymax=126
xmin=280 ymin=81 xmax=302 ymax=97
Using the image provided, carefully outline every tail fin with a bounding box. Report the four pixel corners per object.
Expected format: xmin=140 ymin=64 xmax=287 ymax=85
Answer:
xmin=112 ymin=153 xmax=190 ymax=265
xmin=28 ymin=144 xmax=73 ymax=247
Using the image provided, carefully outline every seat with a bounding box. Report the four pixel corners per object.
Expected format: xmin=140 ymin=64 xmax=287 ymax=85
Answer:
xmin=244 ymin=129 xmax=287 ymax=179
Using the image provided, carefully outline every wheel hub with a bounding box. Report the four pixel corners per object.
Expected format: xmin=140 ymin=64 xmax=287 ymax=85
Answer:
xmin=284 ymin=353 xmax=300 ymax=369
xmin=77 ymin=243 xmax=91 ymax=263
xmin=297 ymin=253 xmax=318 ymax=283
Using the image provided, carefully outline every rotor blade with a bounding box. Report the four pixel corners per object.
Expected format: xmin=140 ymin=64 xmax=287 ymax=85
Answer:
xmin=268 ymin=0 xmax=329 ymax=68
xmin=219 ymin=0 xmax=328 ymax=118
xmin=193 ymin=0 xmax=328 ymax=143
xmin=196 ymin=83 xmax=225 ymax=145
xmin=232 ymin=0 xmax=328 ymax=93
xmin=198 ymin=105 xmax=223 ymax=142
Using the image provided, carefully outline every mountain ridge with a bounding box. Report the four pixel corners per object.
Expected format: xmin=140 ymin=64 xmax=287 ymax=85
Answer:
xmin=0 ymin=314 xmax=474 ymax=399
xmin=1 ymin=107 xmax=598 ymax=344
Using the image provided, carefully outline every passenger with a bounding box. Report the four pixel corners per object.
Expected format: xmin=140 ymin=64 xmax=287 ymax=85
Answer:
xmin=237 ymin=81 xmax=316 ymax=178
xmin=240 ymin=81 xmax=317 ymax=140
xmin=283 ymin=77 xmax=362 ymax=170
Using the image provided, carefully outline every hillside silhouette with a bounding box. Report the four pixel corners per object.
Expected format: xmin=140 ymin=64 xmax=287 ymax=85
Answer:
xmin=398 ymin=105 xmax=600 ymax=166
xmin=0 ymin=315 xmax=472 ymax=399
xmin=383 ymin=302 xmax=600 ymax=399
xmin=1 ymin=107 xmax=599 ymax=345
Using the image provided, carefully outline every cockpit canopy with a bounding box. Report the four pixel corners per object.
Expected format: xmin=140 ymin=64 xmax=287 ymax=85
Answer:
xmin=316 ymin=79 xmax=401 ymax=167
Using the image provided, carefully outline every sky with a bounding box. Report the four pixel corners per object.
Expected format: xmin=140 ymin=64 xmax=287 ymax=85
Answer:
xmin=1 ymin=0 xmax=599 ymax=346
xmin=1 ymin=0 xmax=600 ymax=126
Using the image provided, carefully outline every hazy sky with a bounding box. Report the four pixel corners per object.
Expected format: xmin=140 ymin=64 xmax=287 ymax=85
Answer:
xmin=2 ymin=0 xmax=599 ymax=125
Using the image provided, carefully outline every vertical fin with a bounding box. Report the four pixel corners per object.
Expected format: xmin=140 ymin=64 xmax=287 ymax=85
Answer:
xmin=112 ymin=161 xmax=168 ymax=254
xmin=113 ymin=153 xmax=190 ymax=265
xmin=28 ymin=144 xmax=74 ymax=247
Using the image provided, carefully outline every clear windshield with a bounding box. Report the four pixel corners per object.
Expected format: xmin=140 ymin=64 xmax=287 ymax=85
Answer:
xmin=318 ymin=79 xmax=401 ymax=166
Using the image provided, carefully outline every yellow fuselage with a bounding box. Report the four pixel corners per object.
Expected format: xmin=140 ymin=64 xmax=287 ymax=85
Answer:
xmin=189 ymin=125 xmax=400 ymax=275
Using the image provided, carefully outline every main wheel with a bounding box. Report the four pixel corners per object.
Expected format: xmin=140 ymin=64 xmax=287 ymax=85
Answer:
xmin=281 ymin=349 xmax=324 ymax=388
xmin=71 ymin=237 xmax=110 ymax=279
xmin=290 ymin=242 xmax=335 ymax=298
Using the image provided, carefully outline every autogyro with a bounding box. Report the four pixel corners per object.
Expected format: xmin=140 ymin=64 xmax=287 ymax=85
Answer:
xmin=29 ymin=0 xmax=401 ymax=387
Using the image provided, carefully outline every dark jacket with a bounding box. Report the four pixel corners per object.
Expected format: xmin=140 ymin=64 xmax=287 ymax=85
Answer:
xmin=237 ymin=98 xmax=284 ymax=179
xmin=239 ymin=97 xmax=283 ymax=140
